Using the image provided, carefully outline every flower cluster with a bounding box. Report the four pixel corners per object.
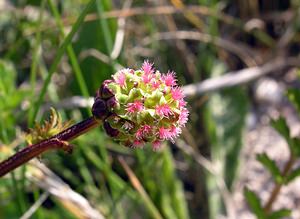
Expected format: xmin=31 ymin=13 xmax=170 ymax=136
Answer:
xmin=92 ymin=61 xmax=188 ymax=150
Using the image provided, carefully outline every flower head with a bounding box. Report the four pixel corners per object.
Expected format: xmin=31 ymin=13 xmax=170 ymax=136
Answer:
xmin=92 ymin=60 xmax=188 ymax=150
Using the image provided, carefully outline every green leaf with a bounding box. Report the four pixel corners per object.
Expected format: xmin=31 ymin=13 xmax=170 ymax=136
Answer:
xmin=244 ymin=187 xmax=265 ymax=219
xmin=271 ymin=117 xmax=290 ymax=142
xmin=267 ymin=208 xmax=291 ymax=219
xmin=287 ymin=88 xmax=300 ymax=116
xmin=290 ymin=137 xmax=300 ymax=157
xmin=271 ymin=117 xmax=300 ymax=156
xmin=256 ymin=153 xmax=282 ymax=184
xmin=285 ymin=167 xmax=300 ymax=184
xmin=162 ymin=149 xmax=190 ymax=219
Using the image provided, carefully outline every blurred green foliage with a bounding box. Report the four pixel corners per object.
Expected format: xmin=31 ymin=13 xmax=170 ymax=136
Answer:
xmin=0 ymin=0 xmax=299 ymax=219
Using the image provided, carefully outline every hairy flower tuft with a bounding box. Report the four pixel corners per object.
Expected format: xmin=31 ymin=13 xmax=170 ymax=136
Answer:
xmin=158 ymin=127 xmax=171 ymax=140
xmin=155 ymin=104 xmax=173 ymax=117
xmin=142 ymin=60 xmax=154 ymax=75
xmin=179 ymin=109 xmax=189 ymax=127
xmin=136 ymin=125 xmax=152 ymax=140
xmin=92 ymin=60 xmax=188 ymax=150
xmin=162 ymin=71 xmax=177 ymax=87
xmin=114 ymin=71 xmax=126 ymax=87
xmin=126 ymin=100 xmax=144 ymax=113
xmin=171 ymin=87 xmax=184 ymax=100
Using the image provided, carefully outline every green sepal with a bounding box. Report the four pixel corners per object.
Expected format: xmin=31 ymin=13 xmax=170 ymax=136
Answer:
xmin=108 ymin=83 xmax=120 ymax=95
xmin=115 ymin=93 xmax=129 ymax=104
xmin=127 ymin=88 xmax=143 ymax=103
xmin=144 ymin=90 xmax=163 ymax=108
xmin=137 ymin=110 xmax=156 ymax=125
xmin=159 ymin=96 xmax=167 ymax=105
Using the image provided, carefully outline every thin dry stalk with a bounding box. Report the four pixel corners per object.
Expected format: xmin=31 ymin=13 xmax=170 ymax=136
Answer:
xmin=28 ymin=161 xmax=105 ymax=219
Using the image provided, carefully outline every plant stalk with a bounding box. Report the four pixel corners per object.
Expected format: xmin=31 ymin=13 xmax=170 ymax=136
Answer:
xmin=263 ymin=154 xmax=295 ymax=213
xmin=0 ymin=116 xmax=100 ymax=177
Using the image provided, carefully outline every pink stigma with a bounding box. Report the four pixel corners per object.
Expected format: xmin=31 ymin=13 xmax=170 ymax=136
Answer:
xmin=162 ymin=71 xmax=177 ymax=87
xmin=171 ymin=87 xmax=184 ymax=100
xmin=126 ymin=100 xmax=144 ymax=113
xmin=152 ymin=140 xmax=162 ymax=150
xmin=179 ymin=109 xmax=189 ymax=126
xmin=142 ymin=60 xmax=154 ymax=75
xmin=157 ymin=126 xmax=178 ymax=143
xmin=115 ymin=71 xmax=126 ymax=87
xmin=179 ymin=100 xmax=187 ymax=107
xmin=142 ymin=73 xmax=153 ymax=84
xmin=151 ymin=80 xmax=161 ymax=89
xmin=169 ymin=125 xmax=181 ymax=139
xmin=133 ymin=140 xmax=144 ymax=148
xmin=136 ymin=125 xmax=152 ymax=140
xmin=155 ymin=104 xmax=173 ymax=117
xmin=158 ymin=127 xmax=171 ymax=140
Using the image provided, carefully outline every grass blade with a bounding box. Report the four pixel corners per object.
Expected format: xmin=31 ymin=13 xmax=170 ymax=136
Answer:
xmin=29 ymin=0 xmax=96 ymax=125
xmin=119 ymin=157 xmax=164 ymax=219
xmin=47 ymin=0 xmax=90 ymax=98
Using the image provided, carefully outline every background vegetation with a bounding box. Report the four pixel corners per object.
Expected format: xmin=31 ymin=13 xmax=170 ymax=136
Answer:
xmin=0 ymin=0 xmax=300 ymax=218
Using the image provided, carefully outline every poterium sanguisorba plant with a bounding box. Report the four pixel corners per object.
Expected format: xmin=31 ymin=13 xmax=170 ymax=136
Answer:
xmin=0 ymin=61 xmax=188 ymax=177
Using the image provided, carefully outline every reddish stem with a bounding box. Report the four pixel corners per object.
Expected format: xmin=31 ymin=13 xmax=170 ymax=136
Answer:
xmin=0 ymin=116 xmax=100 ymax=177
xmin=263 ymin=154 xmax=295 ymax=214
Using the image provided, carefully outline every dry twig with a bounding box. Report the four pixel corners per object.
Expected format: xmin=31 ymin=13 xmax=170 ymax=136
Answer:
xmin=20 ymin=192 xmax=49 ymax=219
xmin=110 ymin=0 xmax=132 ymax=59
xmin=142 ymin=31 xmax=258 ymax=67
xmin=28 ymin=161 xmax=105 ymax=219
xmin=79 ymin=49 xmax=124 ymax=69
xmin=183 ymin=56 xmax=300 ymax=98
xmin=159 ymin=0 xmax=198 ymax=79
